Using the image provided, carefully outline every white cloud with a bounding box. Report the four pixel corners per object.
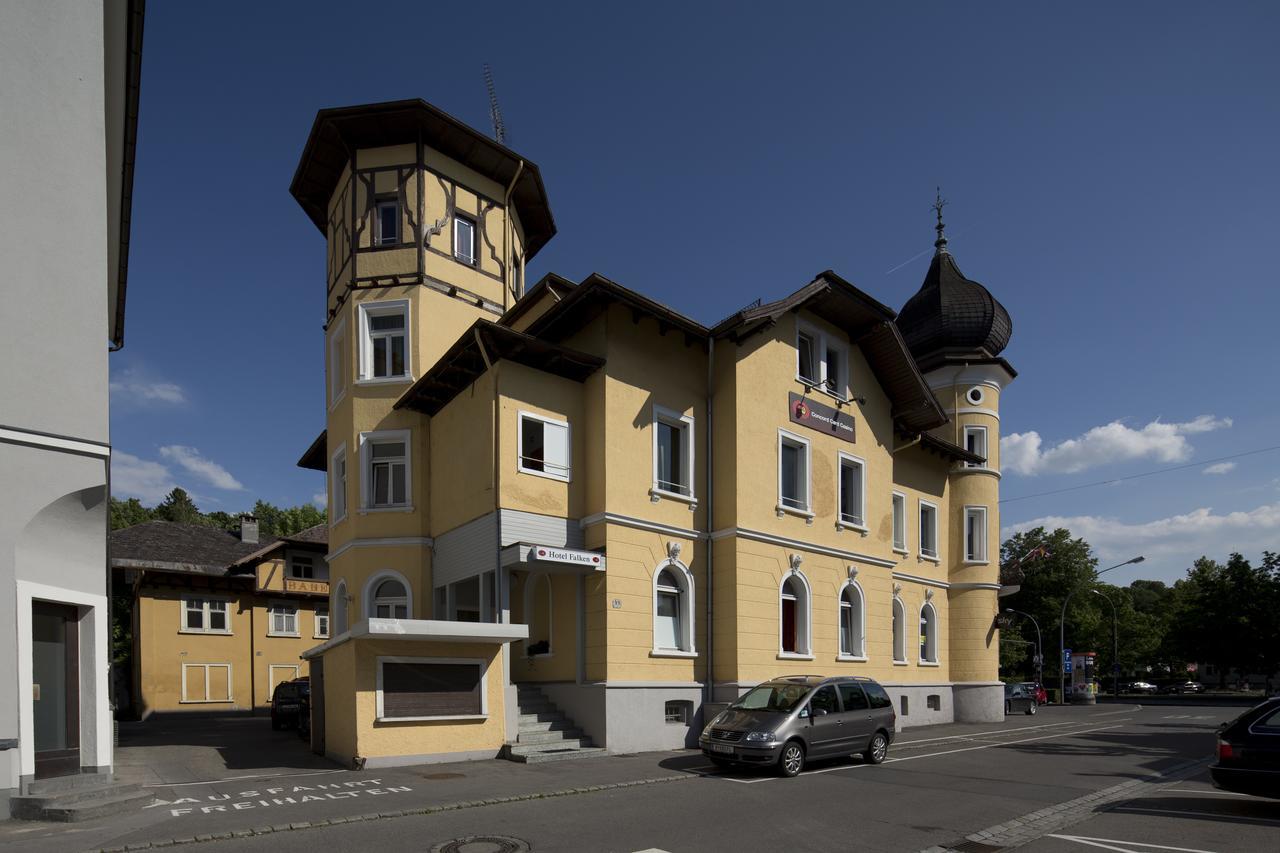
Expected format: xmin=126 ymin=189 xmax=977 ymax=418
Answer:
xmin=1202 ymin=462 xmax=1237 ymax=476
xmin=1001 ymin=415 xmax=1233 ymax=476
xmin=110 ymin=368 xmax=187 ymax=406
xmin=158 ymin=445 xmax=244 ymax=491
xmin=312 ymin=492 xmax=328 ymax=508
xmin=111 ymin=451 xmax=177 ymax=504
xmin=1003 ymin=501 xmax=1280 ymax=581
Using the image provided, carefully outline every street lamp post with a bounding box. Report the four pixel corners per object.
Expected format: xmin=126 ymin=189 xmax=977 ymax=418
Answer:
xmin=1092 ymin=589 xmax=1119 ymax=699
xmin=1004 ymin=608 xmax=1043 ymax=689
xmin=1059 ymin=556 xmax=1144 ymax=705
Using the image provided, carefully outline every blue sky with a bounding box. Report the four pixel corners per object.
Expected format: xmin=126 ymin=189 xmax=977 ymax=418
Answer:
xmin=110 ymin=1 xmax=1280 ymax=584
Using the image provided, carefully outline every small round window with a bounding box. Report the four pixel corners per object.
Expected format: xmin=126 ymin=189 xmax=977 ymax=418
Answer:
xmin=966 ymin=387 xmax=985 ymax=405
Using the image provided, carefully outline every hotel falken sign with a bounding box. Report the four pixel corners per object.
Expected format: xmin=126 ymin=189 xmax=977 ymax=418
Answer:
xmin=788 ymin=392 xmax=855 ymax=443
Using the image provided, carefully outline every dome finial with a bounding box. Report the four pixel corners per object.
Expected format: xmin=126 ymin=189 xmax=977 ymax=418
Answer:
xmin=932 ymin=187 xmax=949 ymax=254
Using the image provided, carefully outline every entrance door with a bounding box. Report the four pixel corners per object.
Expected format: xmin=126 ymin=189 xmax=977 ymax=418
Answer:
xmin=32 ymin=602 xmax=80 ymax=779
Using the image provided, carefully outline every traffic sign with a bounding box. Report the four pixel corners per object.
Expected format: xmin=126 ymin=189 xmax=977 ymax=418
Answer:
xmin=1063 ymin=649 xmax=1072 ymax=664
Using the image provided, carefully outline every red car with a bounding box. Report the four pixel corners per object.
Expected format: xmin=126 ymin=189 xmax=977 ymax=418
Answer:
xmin=1021 ymin=682 xmax=1048 ymax=705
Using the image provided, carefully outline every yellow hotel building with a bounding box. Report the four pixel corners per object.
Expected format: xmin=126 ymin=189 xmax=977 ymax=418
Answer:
xmin=292 ymin=99 xmax=1016 ymax=767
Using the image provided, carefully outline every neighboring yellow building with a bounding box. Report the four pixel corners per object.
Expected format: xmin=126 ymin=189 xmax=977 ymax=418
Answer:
xmin=291 ymin=99 xmax=1017 ymax=767
xmin=111 ymin=519 xmax=330 ymax=718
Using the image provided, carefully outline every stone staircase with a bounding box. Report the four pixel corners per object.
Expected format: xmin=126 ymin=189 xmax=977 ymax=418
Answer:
xmin=10 ymin=774 xmax=154 ymax=822
xmin=502 ymin=684 xmax=606 ymax=764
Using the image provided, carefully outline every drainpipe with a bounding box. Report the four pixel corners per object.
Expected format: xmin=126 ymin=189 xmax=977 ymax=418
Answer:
xmin=502 ymin=161 xmax=524 ymax=310
xmin=704 ymin=338 xmax=714 ymax=706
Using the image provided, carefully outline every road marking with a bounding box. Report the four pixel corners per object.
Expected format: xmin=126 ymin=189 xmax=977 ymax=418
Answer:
xmin=1046 ymin=834 xmax=1217 ymax=853
xmin=1110 ymin=806 xmax=1280 ymax=825
xmin=895 ymin=718 xmax=1110 ymax=747
xmin=1156 ymin=787 xmax=1259 ymax=798
xmin=148 ymin=769 xmax=349 ymax=788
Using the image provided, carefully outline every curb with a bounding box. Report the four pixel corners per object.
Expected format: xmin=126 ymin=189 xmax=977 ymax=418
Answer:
xmin=92 ymin=773 xmax=694 ymax=851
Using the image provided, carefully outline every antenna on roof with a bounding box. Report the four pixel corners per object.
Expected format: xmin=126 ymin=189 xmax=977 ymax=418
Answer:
xmin=483 ymin=63 xmax=506 ymax=145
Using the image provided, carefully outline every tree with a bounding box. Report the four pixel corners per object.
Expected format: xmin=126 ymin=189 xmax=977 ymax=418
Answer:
xmin=154 ymin=488 xmax=202 ymax=525
xmin=110 ymin=497 xmax=155 ymax=530
xmin=251 ymin=500 xmax=325 ymax=537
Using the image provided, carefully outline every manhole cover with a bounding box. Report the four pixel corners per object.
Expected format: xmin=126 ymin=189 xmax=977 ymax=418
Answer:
xmin=429 ymin=836 xmax=530 ymax=853
xmin=420 ymin=772 xmax=466 ymax=780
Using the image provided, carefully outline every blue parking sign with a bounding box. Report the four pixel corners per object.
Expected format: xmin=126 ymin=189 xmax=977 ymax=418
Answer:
xmin=1064 ymin=661 xmax=1073 ymax=673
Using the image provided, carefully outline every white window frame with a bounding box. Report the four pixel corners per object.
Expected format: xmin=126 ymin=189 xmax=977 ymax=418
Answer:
xmin=180 ymin=596 xmax=232 ymax=635
xmin=778 ymin=571 xmax=813 ymax=659
xmin=375 ymin=655 xmax=488 ymax=722
xmin=180 ymin=662 xmax=233 ymax=704
xmin=777 ymin=428 xmax=813 ymax=518
xmin=374 ymin=197 xmax=399 ymax=246
xmin=517 ymin=411 xmax=571 ymax=482
xmin=269 ymin=664 xmax=301 ymax=693
xmin=796 ymin=320 xmax=850 ymax=401
xmin=359 ymin=429 xmax=413 ymax=511
xmin=891 ymin=491 xmax=908 ymax=554
xmin=330 ymin=443 xmax=348 ymax=524
xmin=651 ymin=405 xmax=695 ymax=504
xmin=919 ymin=499 xmax=939 ymax=561
xmin=328 ymin=315 xmax=348 ymax=409
xmin=837 ymin=580 xmax=867 ymax=661
xmin=288 ymin=553 xmax=315 ymax=579
xmin=453 ymin=214 xmax=476 ymax=265
xmin=964 ymin=505 xmax=988 ymax=564
xmin=267 ymin=601 xmax=300 ymax=638
xmin=836 ymin=452 xmax=867 ymax=530
xmin=651 ymin=559 xmax=697 ymax=657
xmin=357 ymin=299 xmax=412 ymax=384
xmin=892 ymin=597 xmax=908 ymax=664
xmin=919 ymin=602 xmax=939 ymax=665
xmin=963 ymin=425 xmax=988 ymax=468
xmin=365 ymin=570 xmax=413 ymax=620
xmin=314 ymin=603 xmax=330 ymax=639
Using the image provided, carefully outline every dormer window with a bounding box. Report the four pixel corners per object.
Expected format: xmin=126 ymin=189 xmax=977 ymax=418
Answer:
xmin=795 ymin=323 xmax=849 ymax=400
xmin=454 ymin=214 xmax=476 ymax=265
xmin=374 ymin=197 xmax=399 ymax=246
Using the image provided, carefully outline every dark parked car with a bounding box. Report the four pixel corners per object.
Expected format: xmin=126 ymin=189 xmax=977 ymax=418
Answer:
xmin=1211 ymin=697 xmax=1280 ymax=799
xmin=700 ymin=675 xmax=896 ymax=777
xmin=1126 ymin=681 xmax=1157 ymax=694
xmin=1021 ymin=682 xmax=1048 ymax=705
xmin=1005 ymin=682 xmax=1037 ymax=715
xmin=1160 ymin=681 xmax=1204 ymax=694
xmin=270 ymin=677 xmax=309 ymax=730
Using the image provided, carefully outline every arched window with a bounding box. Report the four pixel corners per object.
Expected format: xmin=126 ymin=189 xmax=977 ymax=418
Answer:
xmin=892 ymin=598 xmax=907 ymax=663
xmin=333 ymin=580 xmax=348 ymax=635
xmin=653 ymin=561 xmax=694 ymax=654
xmin=780 ymin=573 xmax=812 ymax=656
xmin=525 ymin=573 xmax=552 ymax=657
xmin=369 ymin=577 xmax=409 ymax=619
xmin=920 ymin=602 xmax=938 ymax=663
xmin=839 ymin=582 xmax=865 ymax=659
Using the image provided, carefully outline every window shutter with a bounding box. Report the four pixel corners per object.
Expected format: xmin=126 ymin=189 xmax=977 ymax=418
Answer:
xmin=543 ymin=420 xmax=569 ymax=475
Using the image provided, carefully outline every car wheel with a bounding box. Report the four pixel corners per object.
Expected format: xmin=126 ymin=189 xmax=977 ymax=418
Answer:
xmin=1026 ymin=702 xmax=1037 ymax=715
xmin=778 ymin=741 xmax=805 ymax=778
xmin=864 ymin=731 xmax=889 ymax=765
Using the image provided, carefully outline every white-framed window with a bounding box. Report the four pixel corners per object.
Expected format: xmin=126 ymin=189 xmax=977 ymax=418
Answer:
xmin=181 ymin=663 xmax=232 ymax=703
xmin=837 ymin=452 xmax=866 ymax=528
xmin=330 ymin=444 xmax=348 ymax=523
xmin=357 ymin=300 xmax=410 ymax=382
xmin=269 ymin=664 xmax=300 ymax=696
xmin=181 ymin=597 xmax=231 ymax=635
xmin=964 ymin=425 xmax=988 ymax=468
xmin=892 ymin=598 xmax=907 ymax=663
xmin=360 ymin=430 xmax=411 ymax=509
xmin=652 ymin=405 xmax=694 ymax=500
xmin=778 ymin=429 xmax=812 ymax=515
xmin=779 ymin=572 xmax=812 ymax=657
xmin=374 ymin=197 xmax=399 ymax=246
xmin=892 ymin=491 xmax=907 ymax=553
xmin=268 ymin=602 xmax=299 ymax=637
xmin=652 ymin=560 xmax=695 ymax=655
xmin=919 ymin=500 xmax=939 ymax=560
xmin=839 ymin=581 xmax=866 ymax=659
xmin=333 ymin=581 xmax=348 ymax=635
xmin=796 ymin=321 xmax=849 ymax=400
xmin=920 ymin=602 xmax=938 ymax=663
xmin=376 ymin=656 xmax=487 ymax=722
xmin=518 ymin=411 xmax=571 ymax=482
xmin=369 ymin=575 xmax=410 ymax=619
xmin=328 ymin=316 xmax=348 ymax=408
xmin=454 ymin=214 xmax=476 ymax=265
xmin=289 ymin=554 xmax=315 ymax=579
xmin=965 ymin=506 xmax=988 ymax=563
xmin=314 ymin=603 xmax=330 ymax=639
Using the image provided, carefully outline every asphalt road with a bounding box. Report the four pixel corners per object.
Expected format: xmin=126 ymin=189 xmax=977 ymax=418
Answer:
xmin=151 ymin=703 xmax=1274 ymax=853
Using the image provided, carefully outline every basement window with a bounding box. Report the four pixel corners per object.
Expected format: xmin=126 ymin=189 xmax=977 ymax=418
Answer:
xmin=665 ymin=700 xmax=692 ymax=725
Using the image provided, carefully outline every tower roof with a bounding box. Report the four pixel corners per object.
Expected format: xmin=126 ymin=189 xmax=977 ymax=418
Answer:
xmin=897 ymin=248 xmax=1013 ymax=374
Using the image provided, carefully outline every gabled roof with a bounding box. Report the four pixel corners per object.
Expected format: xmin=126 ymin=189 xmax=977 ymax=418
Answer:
xmin=297 ymin=430 xmax=326 ymax=472
xmin=499 ymin=272 xmax=577 ymax=330
xmin=394 ymin=320 xmax=605 ymax=416
xmin=110 ymin=521 xmax=279 ymax=576
xmin=289 ymin=99 xmax=556 ymax=259
xmin=523 ymin=273 xmax=710 ymax=343
xmin=226 ymin=524 xmax=329 ymax=571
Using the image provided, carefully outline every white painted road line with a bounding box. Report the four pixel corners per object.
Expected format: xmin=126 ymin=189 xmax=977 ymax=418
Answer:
xmin=1110 ymin=806 xmax=1280 ymax=826
xmin=1155 ymin=787 xmax=1260 ymax=798
xmin=1047 ymin=833 xmax=1218 ymax=853
xmin=148 ymin=769 xmax=349 ymax=788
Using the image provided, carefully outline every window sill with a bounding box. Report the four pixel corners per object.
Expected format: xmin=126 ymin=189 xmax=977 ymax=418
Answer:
xmin=963 ymin=559 xmax=989 ymax=566
xmin=359 ymin=505 xmax=415 ymax=514
xmin=892 ymin=659 xmax=909 ymax=666
xmin=179 ymin=629 xmax=232 ymax=636
xmin=836 ymin=655 xmax=868 ymax=663
xmin=267 ymin=632 xmax=301 ymax=639
xmin=918 ymin=660 xmax=941 ymax=668
xmin=836 ymin=519 xmax=868 ymax=535
xmin=776 ymin=504 xmax=815 ymax=523
xmin=355 ymin=376 xmax=413 ymax=387
xmin=180 ymin=699 xmax=234 ymax=705
xmin=777 ymin=652 xmax=814 ymax=661
xmin=892 ymin=548 xmax=910 ymax=557
xmin=313 ymin=635 xmax=330 ymax=641
xmin=376 ymin=714 xmax=487 ymax=723
xmin=650 ymin=487 xmax=697 ymax=509
xmin=650 ymin=649 xmax=699 ymax=659
xmin=518 ymin=466 xmax=571 ymax=483
xmin=918 ymin=553 xmax=940 ymax=564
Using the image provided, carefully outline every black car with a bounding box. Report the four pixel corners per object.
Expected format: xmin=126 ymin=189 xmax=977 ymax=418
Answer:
xmin=270 ymin=677 xmax=309 ymax=730
xmin=1211 ymin=697 xmax=1280 ymax=799
xmin=1004 ymin=682 xmax=1037 ymax=715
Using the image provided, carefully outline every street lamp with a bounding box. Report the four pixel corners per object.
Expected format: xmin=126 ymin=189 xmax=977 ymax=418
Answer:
xmin=1059 ymin=556 xmax=1144 ymax=705
xmin=1004 ymin=608 xmax=1043 ymax=690
xmin=1092 ymin=589 xmax=1119 ymax=700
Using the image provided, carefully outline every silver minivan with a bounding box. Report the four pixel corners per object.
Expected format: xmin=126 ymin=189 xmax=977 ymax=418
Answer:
xmin=699 ymin=675 xmax=897 ymax=777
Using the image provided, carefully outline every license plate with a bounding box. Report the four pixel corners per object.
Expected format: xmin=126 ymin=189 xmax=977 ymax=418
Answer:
xmin=708 ymin=742 xmax=734 ymax=754
xmin=277 ymin=704 xmax=299 ymax=712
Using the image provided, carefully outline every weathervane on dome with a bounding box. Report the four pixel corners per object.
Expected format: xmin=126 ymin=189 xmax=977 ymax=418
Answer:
xmin=932 ymin=187 xmax=949 ymax=254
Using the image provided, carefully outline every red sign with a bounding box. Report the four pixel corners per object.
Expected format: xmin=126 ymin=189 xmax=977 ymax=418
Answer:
xmin=788 ymin=392 xmax=855 ymax=442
